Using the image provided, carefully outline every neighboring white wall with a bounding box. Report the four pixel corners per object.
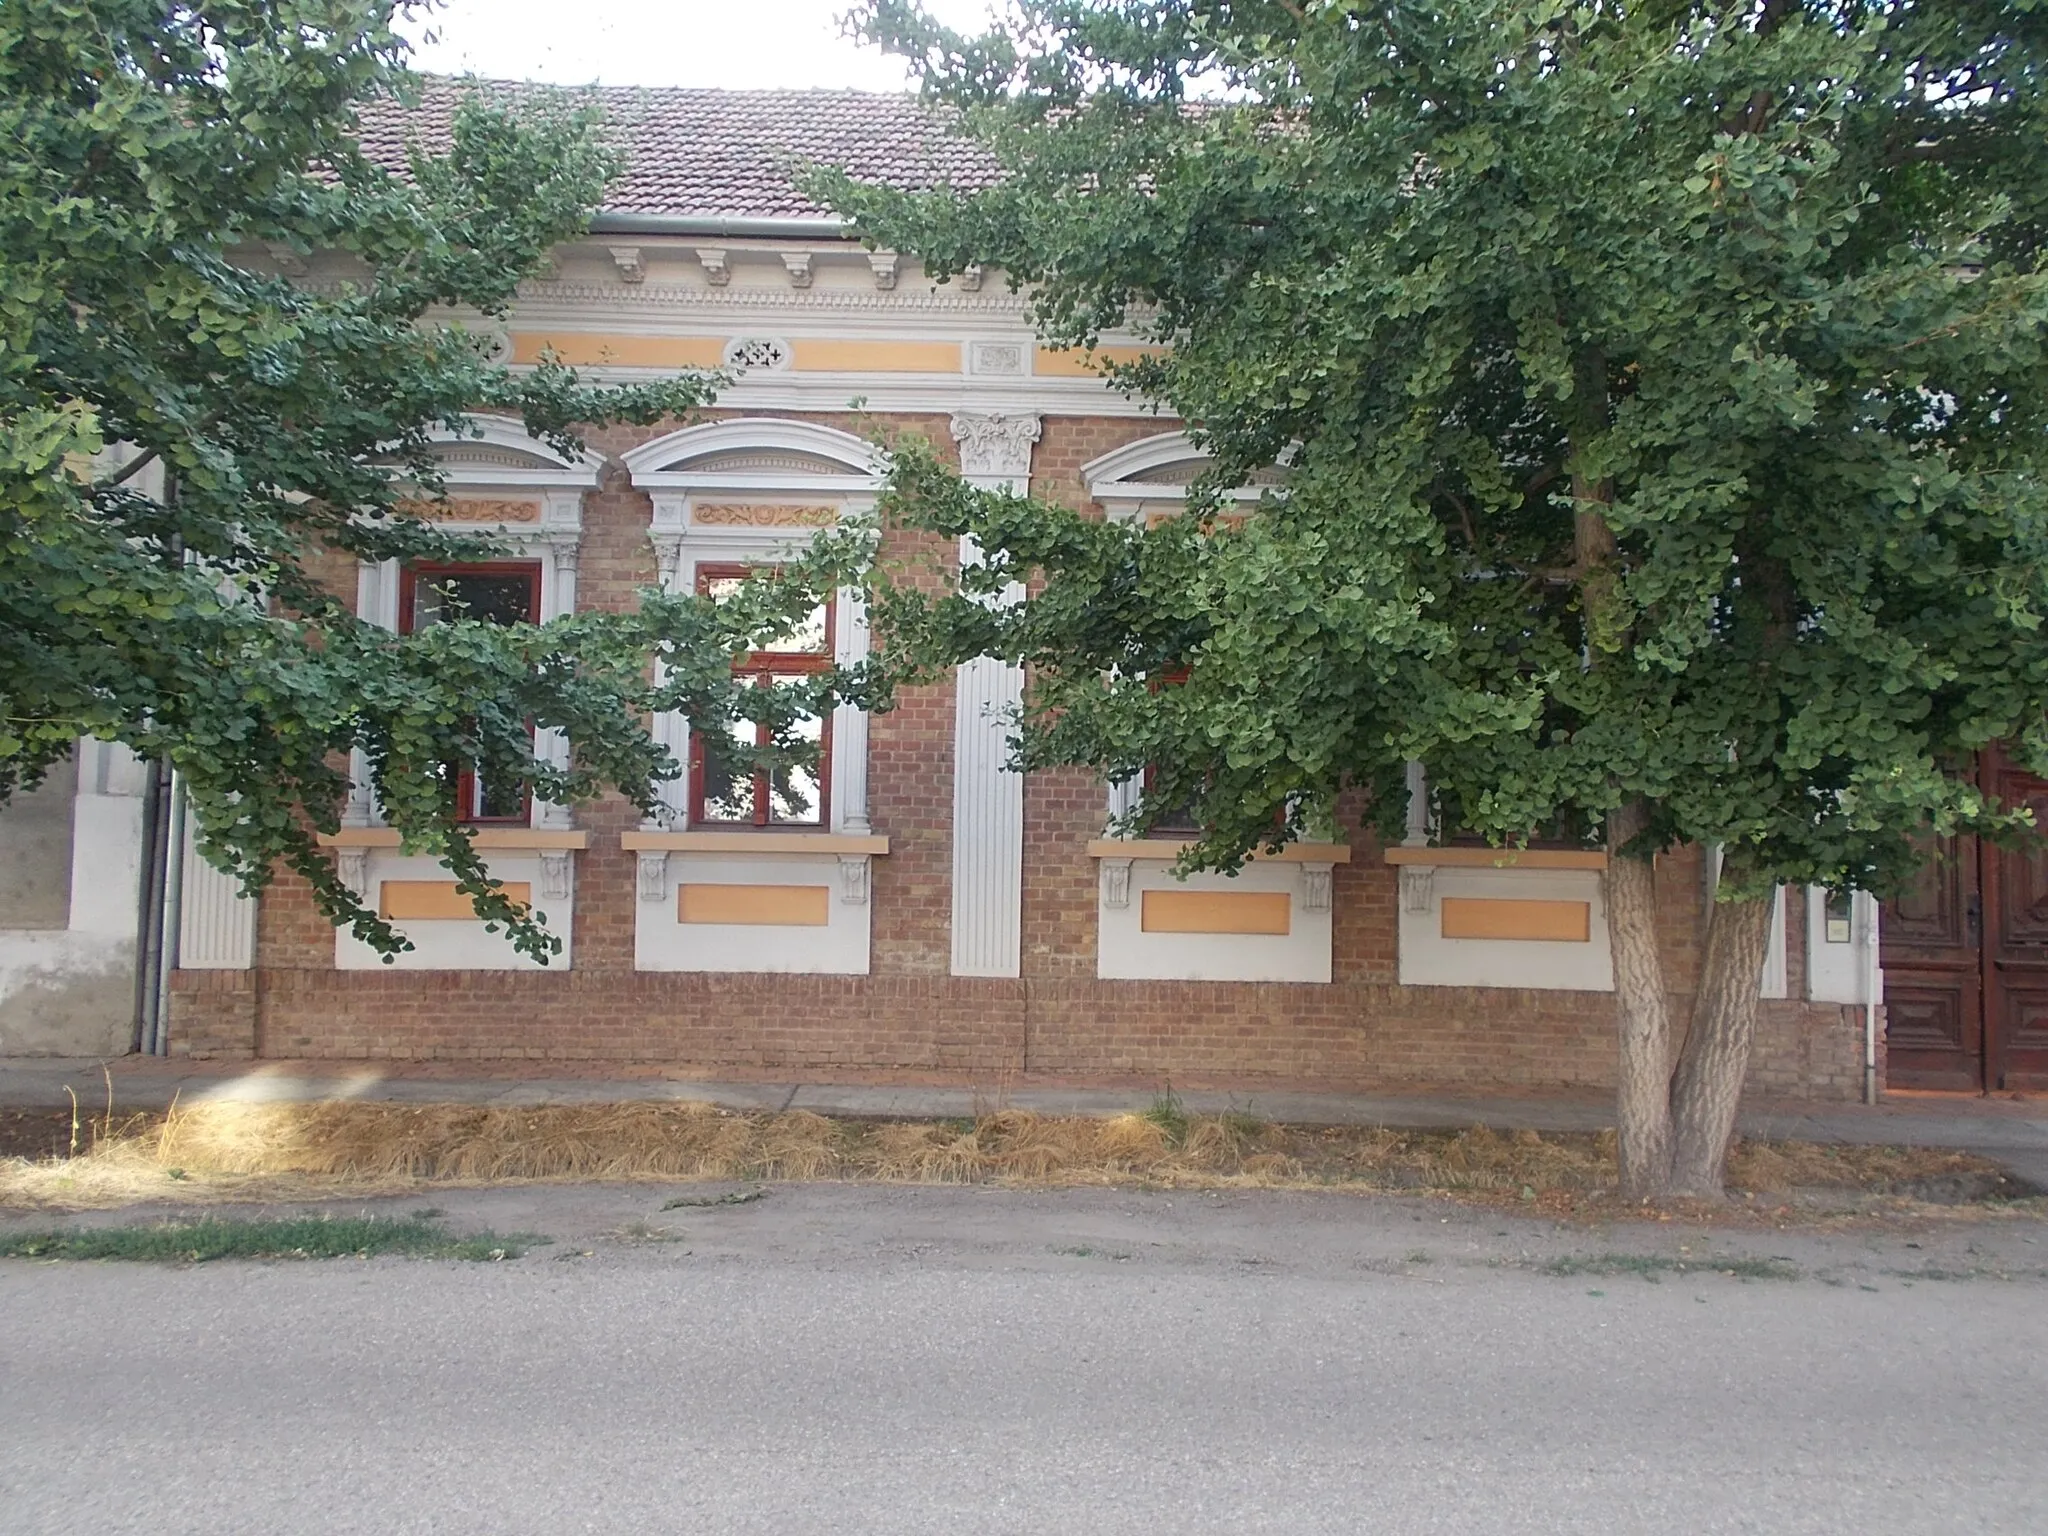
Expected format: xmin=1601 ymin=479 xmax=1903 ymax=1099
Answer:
xmin=1397 ymin=865 xmax=1615 ymax=992
xmin=0 ymin=741 xmax=146 ymax=1056
xmin=633 ymin=852 xmax=873 ymax=974
xmin=1097 ymin=859 xmax=1333 ymax=984
xmin=1807 ymin=887 xmax=1882 ymax=1004
xmin=948 ymin=412 xmax=1039 ymax=979
xmin=1759 ymin=887 xmax=1789 ymax=999
xmin=333 ymin=850 xmax=572 ymax=971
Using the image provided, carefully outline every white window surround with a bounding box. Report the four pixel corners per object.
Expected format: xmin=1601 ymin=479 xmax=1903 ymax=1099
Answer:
xmin=338 ymin=417 xmax=598 ymax=969
xmin=1093 ymin=431 xmax=1265 ymax=832
xmin=1083 ymin=430 xmax=1267 ymax=528
xmin=346 ymin=416 xmax=600 ymax=835
xmin=623 ymin=419 xmax=886 ymax=974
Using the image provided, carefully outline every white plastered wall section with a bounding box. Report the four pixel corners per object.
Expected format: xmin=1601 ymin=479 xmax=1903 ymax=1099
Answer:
xmin=1396 ymin=863 xmax=1616 ymax=991
xmin=0 ymin=741 xmax=148 ymax=1054
xmin=629 ymin=419 xmax=884 ymax=975
xmin=336 ymin=417 xmax=598 ymax=970
xmin=1395 ymin=782 xmax=1804 ymax=995
xmin=1806 ymin=887 xmax=1882 ymax=1004
xmin=1097 ymin=856 xmax=1336 ymax=983
xmin=1390 ymin=762 xmax=1613 ymax=992
xmin=1084 ymin=433 xmax=1336 ymax=984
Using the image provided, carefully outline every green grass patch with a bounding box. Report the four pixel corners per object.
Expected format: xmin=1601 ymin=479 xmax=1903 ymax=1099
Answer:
xmin=660 ymin=1188 xmax=767 ymax=1210
xmin=1539 ymin=1252 xmax=1798 ymax=1282
xmin=1143 ymin=1088 xmax=1191 ymax=1147
xmin=0 ymin=1212 xmax=543 ymax=1264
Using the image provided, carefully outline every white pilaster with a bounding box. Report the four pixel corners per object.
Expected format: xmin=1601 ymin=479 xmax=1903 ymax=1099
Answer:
xmin=177 ymin=817 xmax=257 ymax=970
xmin=834 ymin=591 xmax=873 ymax=835
xmin=947 ymin=412 xmax=1039 ymax=977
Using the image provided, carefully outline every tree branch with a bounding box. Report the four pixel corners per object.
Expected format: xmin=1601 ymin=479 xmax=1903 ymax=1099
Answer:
xmin=92 ymin=448 xmax=159 ymax=493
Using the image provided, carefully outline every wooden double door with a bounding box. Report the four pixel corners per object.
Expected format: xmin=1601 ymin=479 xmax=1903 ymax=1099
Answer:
xmin=1883 ymin=756 xmax=2048 ymax=1091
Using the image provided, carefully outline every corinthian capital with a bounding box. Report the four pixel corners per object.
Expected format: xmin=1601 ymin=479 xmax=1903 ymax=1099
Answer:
xmin=949 ymin=412 xmax=1042 ymax=483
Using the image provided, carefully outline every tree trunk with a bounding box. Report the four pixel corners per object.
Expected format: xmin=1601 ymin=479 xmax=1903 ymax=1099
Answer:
xmin=1605 ymin=799 xmax=1674 ymax=1198
xmin=1667 ymin=889 xmax=1775 ymax=1197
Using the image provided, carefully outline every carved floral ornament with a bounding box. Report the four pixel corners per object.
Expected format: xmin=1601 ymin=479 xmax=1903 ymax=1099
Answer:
xmin=691 ymin=503 xmax=840 ymax=527
xmin=393 ymin=496 xmax=543 ymax=524
xmin=949 ymin=412 xmax=1043 ymax=482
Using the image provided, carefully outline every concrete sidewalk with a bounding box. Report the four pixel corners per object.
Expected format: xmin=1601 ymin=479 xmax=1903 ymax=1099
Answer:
xmin=6 ymin=1055 xmax=2047 ymax=1178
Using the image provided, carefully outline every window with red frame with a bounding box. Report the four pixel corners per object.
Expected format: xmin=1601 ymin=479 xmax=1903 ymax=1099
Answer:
xmin=399 ymin=561 xmax=542 ymax=824
xmin=691 ymin=565 xmax=833 ymax=828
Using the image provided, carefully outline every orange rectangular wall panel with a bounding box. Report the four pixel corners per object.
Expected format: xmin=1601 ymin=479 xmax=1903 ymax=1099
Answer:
xmin=1139 ymin=890 xmax=1292 ymax=936
xmin=378 ymin=882 xmax=532 ymax=921
xmin=787 ymin=339 xmax=962 ymax=373
xmin=677 ymin=884 xmax=832 ymax=927
xmin=1034 ymin=345 xmax=1164 ymax=377
xmin=509 ymin=333 xmax=726 ymax=368
xmin=1439 ymin=898 xmax=1592 ymax=943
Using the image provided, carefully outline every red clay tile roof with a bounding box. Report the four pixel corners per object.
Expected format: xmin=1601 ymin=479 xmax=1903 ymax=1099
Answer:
xmin=352 ymin=80 xmax=999 ymax=221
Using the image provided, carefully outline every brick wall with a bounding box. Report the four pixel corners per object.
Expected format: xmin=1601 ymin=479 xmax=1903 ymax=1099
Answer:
xmin=168 ymin=406 xmax=1869 ymax=1101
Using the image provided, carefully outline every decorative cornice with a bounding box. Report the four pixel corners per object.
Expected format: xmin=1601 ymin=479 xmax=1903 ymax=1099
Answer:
xmin=511 ymin=279 xmax=1034 ymax=315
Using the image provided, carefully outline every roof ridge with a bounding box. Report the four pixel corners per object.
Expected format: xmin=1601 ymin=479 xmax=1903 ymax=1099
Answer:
xmin=401 ymin=76 xmax=921 ymax=100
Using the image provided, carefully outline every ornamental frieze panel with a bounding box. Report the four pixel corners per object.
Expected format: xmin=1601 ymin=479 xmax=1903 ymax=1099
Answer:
xmin=691 ymin=503 xmax=839 ymax=527
xmin=394 ymin=497 xmax=543 ymax=523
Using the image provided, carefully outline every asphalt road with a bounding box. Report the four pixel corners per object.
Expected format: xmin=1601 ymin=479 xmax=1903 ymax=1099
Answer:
xmin=3 ymin=1185 xmax=2046 ymax=1534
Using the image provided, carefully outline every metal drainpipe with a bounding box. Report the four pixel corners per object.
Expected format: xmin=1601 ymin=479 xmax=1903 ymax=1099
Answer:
xmin=1863 ymin=894 xmax=1882 ymax=1106
xmin=129 ymin=754 xmax=167 ymax=1054
xmin=151 ymin=773 xmax=187 ymax=1056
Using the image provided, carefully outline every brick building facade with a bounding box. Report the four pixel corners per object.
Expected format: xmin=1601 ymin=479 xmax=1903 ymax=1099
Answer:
xmin=12 ymin=86 xmax=1884 ymax=1096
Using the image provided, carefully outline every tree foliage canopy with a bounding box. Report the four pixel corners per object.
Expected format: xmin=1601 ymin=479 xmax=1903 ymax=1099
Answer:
xmin=1 ymin=1 xmax=847 ymax=959
xmin=821 ymin=0 xmax=2048 ymax=901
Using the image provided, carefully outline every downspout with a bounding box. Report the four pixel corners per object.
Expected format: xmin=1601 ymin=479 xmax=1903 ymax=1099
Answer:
xmin=129 ymin=754 xmax=166 ymax=1054
xmin=131 ymin=755 xmax=173 ymax=1055
xmin=1863 ymin=894 xmax=1881 ymax=1106
xmin=152 ymin=773 xmax=187 ymax=1056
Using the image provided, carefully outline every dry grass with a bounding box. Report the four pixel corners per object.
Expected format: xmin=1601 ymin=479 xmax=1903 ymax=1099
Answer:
xmin=0 ymin=1099 xmax=2021 ymax=1212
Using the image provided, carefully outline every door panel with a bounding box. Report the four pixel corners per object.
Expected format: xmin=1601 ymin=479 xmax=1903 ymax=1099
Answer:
xmin=1882 ymin=835 xmax=1984 ymax=1090
xmin=1984 ymin=758 xmax=2048 ymax=1089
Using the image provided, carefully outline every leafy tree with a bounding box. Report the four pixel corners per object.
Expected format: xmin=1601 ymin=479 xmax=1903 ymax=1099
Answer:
xmin=817 ymin=0 xmax=2048 ymax=1195
xmin=2 ymin=1 xmax=838 ymax=962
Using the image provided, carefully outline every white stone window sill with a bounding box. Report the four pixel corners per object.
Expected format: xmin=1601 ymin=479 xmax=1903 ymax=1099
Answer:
xmin=1381 ymin=845 xmax=1605 ymax=870
xmin=621 ymin=831 xmax=889 ymax=856
xmin=1087 ymin=839 xmax=1351 ymax=864
xmin=623 ymin=831 xmax=888 ymax=907
xmin=318 ymin=828 xmax=589 ymax=851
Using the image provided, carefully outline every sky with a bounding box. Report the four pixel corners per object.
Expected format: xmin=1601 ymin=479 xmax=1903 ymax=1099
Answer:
xmin=399 ymin=0 xmax=997 ymax=91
